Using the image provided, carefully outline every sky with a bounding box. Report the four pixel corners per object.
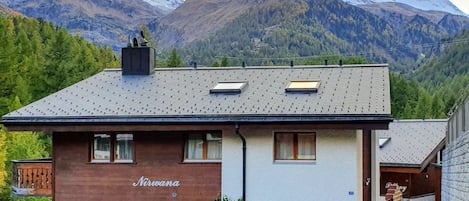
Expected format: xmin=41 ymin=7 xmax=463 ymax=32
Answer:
xmin=450 ymin=0 xmax=469 ymax=15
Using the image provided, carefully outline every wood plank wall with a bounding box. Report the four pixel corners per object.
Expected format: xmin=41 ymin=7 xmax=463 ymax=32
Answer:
xmin=53 ymin=132 xmax=221 ymax=201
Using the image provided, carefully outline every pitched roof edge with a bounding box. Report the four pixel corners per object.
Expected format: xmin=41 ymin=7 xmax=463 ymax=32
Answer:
xmin=380 ymin=163 xmax=421 ymax=168
xmin=420 ymin=137 xmax=446 ymax=172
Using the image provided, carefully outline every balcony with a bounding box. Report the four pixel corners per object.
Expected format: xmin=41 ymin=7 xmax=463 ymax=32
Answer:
xmin=12 ymin=159 xmax=52 ymax=197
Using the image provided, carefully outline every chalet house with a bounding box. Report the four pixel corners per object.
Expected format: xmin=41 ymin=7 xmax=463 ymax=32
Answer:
xmin=377 ymin=120 xmax=447 ymax=201
xmin=2 ymin=47 xmax=392 ymax=201
xmin=443 ymin=95 xmax=469 ymax=201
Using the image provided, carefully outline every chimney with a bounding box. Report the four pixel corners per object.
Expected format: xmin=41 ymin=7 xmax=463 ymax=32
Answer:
xmin=121 ymin=47 xmax=155 ymax=75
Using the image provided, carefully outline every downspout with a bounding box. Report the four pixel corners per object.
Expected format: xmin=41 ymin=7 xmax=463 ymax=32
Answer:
xmin=235 ymin=123 xmax=246 ymax=201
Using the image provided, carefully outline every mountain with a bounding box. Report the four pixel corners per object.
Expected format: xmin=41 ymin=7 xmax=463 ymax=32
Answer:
xmin=151 ymin=0 xmax=469 ymax=72
xmin=2 ymin=0 xmax=468 ymax=73
xmin=343 ymin=0 xmax=466 ymax=16
xmin=0 ymin=0 xmax=164 ymax=50
xmin=142 ymin=0 xmax=184 ymax=13
xmin=408 ymin=30 xmax=469 ymax=116
xmin=152 ymin=0 xmax=281 ymax=48
xmin=359 ymin=2 xmax=469 ymax=35
xmin=414 ymin=30 xmax=469 ymax=86
xmin=0 ymin=4 xmax=21 ymax=16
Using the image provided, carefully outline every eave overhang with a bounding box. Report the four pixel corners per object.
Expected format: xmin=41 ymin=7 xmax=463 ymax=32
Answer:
xmin=2 ymin=114 xmax=393 ymax=132
xmin=380 ymin=163 xmax=421 ymax=168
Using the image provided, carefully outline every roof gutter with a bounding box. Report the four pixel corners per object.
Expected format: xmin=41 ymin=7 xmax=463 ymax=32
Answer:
xmin=235 ymin=123 xmax=246 ymax=201
xmin=2 ymin=114 xmax=393 ymax=125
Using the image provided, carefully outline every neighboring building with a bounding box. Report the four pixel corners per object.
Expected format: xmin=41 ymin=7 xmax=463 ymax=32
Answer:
xmin=377 ymin=120 xmax=447 ymax=201
xmin=442 ymin=95 xmax=469 ymax=201
xmin=1 ymin=47 xmax=392 ymax=201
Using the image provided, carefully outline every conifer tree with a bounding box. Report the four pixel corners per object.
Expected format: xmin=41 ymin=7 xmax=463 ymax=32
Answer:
xmin=166 ymin=49 xmax=183 ymax=67
xmin=221 ymin=56 xmax=229 ymax=67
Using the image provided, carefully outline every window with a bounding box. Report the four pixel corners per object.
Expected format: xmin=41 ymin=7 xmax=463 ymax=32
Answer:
xmin=275 ymin=132 xmax=316 ymax=160
xmin=285 ymin=80 xmax=320 ymax=93
xmin=185 ymin=132 xmax=222 ymax=161
xmin=91 ymin=133 xmax=133 ymax=163
xmin=379 ymin=137 xmax=391 ymax=148
xmin=210 ymin=81 xmax=248 ymax=93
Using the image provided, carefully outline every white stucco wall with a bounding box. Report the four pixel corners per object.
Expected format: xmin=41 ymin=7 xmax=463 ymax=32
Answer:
xmin=222 ymin=129 xmax=361 ymax=201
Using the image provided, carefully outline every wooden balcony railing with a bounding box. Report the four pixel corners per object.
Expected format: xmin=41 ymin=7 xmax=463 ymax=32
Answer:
xmin=12 ymin=159 xmax=52 ymax=197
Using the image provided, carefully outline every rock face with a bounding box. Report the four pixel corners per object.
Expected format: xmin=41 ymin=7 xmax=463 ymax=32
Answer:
xmin=141 ymin=0 xmax=185 ymax=13
xmin=343 ymin=0 xmax=467 ymax=16
xmin=0 ymin=4 xmax=21 ymax=16
xmin=0 ymin=0 xmax=164 ymax=51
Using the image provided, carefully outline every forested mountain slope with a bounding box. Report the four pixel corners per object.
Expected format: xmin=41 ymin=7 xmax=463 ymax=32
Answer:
xmin=359 ymin=2 xmax=469 ymax=36
xmin=161 ymin=0 xmax=469 ymax=72
xmin=391 ymin=30 xmax=469 ymax=119
xmin=413 ymin=30 xmax=469 ymax=112
xmin=0 ymin=0 xmax=164 ymax=50
xmin=344 ymin=0 xmax=466 ymax=16
xmin=0 ymin=16 xmax=119 ymax=116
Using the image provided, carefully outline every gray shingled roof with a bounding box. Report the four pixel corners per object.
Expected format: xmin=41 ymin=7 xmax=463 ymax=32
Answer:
xmin=2 ymin=65 xmax=391 ymax=124
xmin=377 ymin=120 xmax=447 ymax=167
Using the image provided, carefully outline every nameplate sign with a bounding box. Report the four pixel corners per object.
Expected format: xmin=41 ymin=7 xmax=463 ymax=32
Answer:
xmin=132 ymin=176 xmax=180 ymax=187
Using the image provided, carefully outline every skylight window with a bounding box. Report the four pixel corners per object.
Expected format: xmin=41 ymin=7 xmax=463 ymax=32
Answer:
xmin=285 ymin=80 xmax=320 ymax=92
xmin=379 ymin=137 xmax=391 ymax=148
xmin=210 ymin=82 xmax=248 ymax=94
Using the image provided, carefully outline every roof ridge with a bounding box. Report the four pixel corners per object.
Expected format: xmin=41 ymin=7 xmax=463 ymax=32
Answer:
xmin=103 ymin=64 xmax=389 ymax=72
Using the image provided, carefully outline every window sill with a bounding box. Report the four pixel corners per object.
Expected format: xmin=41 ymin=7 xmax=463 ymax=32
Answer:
xmin=182 ymin=159 xmax=221 ymax=164
xmin=274 ymin=160 xmax=316 ymax=164
xmin=88 ymin=160 xmax=136 ymax=165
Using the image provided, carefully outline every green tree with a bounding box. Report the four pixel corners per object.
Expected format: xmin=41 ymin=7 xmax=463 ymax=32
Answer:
xmin=402 ymin=103 xmax=414 ymax=119
xmin=221 ymin=56 xmax=229 ymax=67
xmin=414 ymin=90 xmax=432 ymax=119
xmin=0 ymin=127 xmax=7 ymax=191
xmin=166 ymin=49 xmax=183 ymax=67
xmin=212 ymin=61 xmax=220 ymax=67
xmin=430 ymin=94 xmax=445 ymax=118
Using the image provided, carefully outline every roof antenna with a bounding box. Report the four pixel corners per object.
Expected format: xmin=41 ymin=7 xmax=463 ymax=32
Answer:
xmin=140 ymin=30 xmax=149 ymax=47
xmin=127 ymin=35 xmax=133 ymax=47
xmin=133 ymin=37 xmax=139 ymax=47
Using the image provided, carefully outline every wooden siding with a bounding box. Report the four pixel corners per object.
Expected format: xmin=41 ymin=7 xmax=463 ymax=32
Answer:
xmin=53 ymin=132 xmax=221 ymax=201
xmin=380 ymin=166 xmax=440 ymax=199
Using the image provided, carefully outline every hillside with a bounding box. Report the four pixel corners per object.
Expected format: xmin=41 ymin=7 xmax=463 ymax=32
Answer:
xmin=344 ymin=0 xmax=466 ymax=16
xmin=0 ymin=4 xmax=20 ymax=16
xmin=142 ymin=0 xmax=184 ymax=13
xmin=391 ymin=30 xmax=469 ymax=119
xmin=155 ymin=0 xmax=469 ymax=72
xmin=0 ymin=0 xmax=164 ymax=50
xmin=359 ymin=2 xmax=469 ymax=35
xmin=0 ymin=16 xmax=119 ymax=115
xmin=151 ymin=0 xmax=284 ymax=48
xmin=414 ymin=30 xmax=469 ymax=88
